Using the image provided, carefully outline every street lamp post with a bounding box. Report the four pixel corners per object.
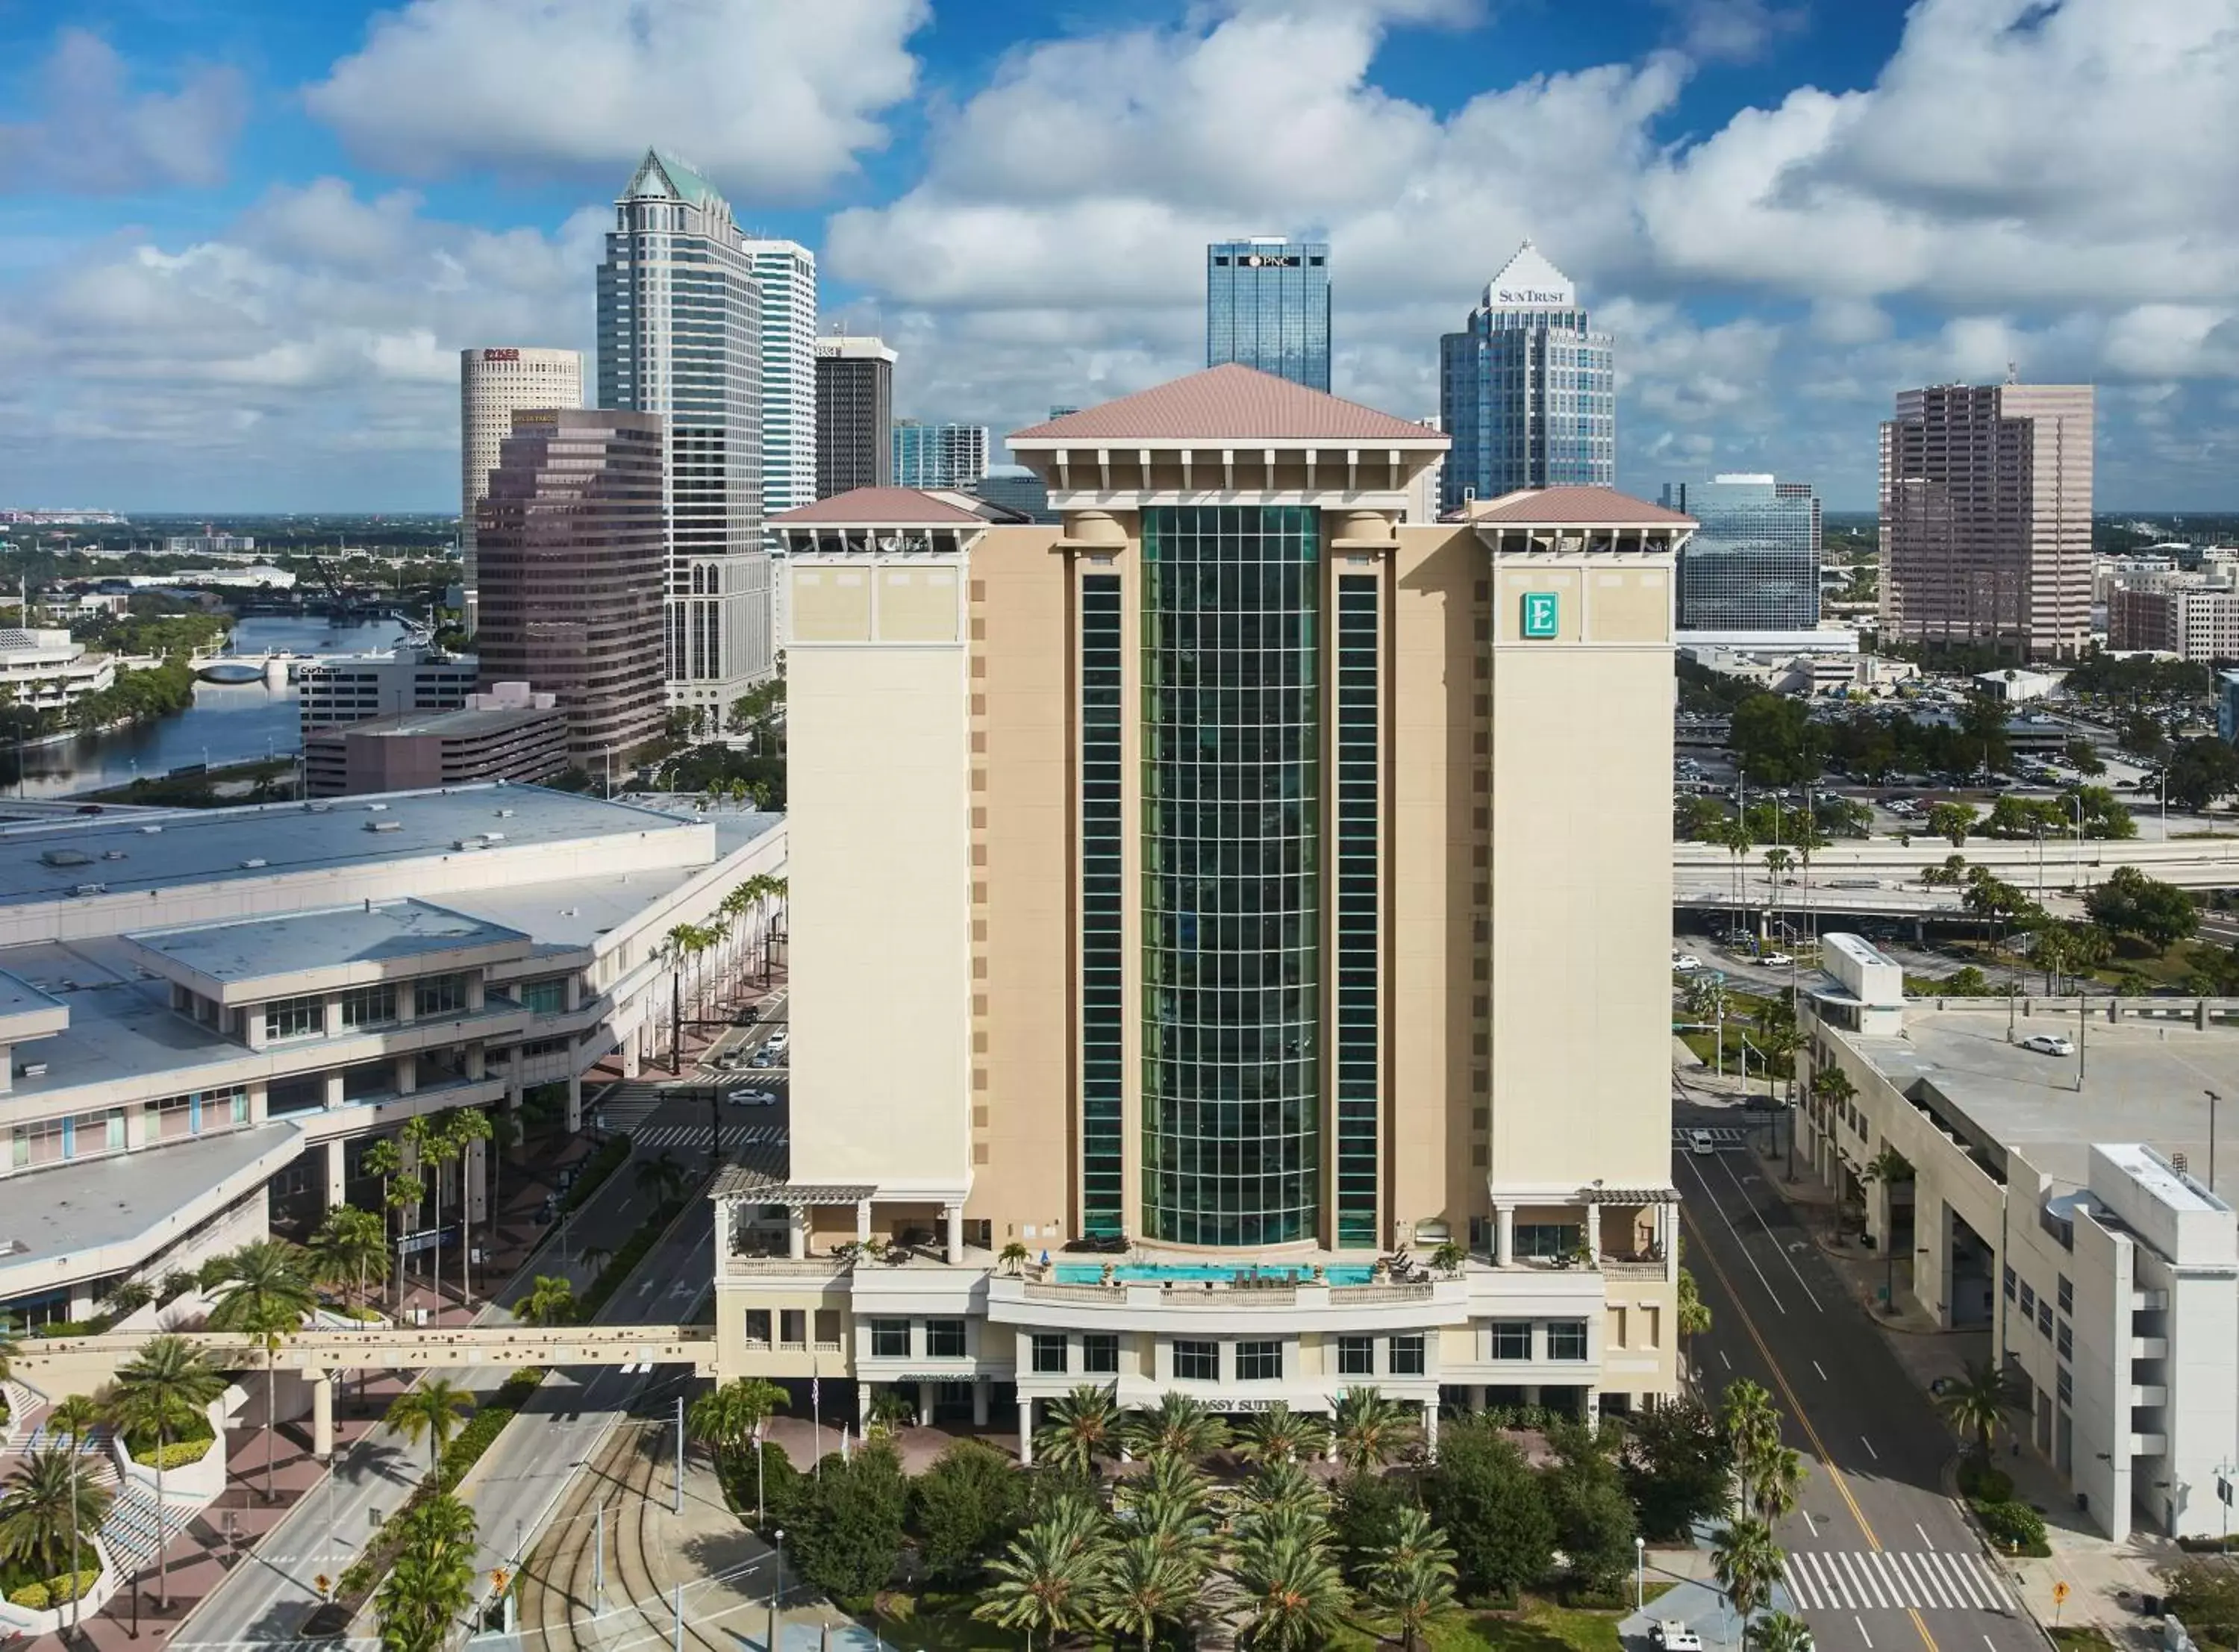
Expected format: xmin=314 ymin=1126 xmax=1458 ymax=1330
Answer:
xmin=1635 ymin=1535 xmax=1646 ymax=1614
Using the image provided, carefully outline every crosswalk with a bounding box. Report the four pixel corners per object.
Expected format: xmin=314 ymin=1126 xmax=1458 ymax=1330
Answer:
xmin=631 ymin=1122 xmax=787 ymax=1151
xmin=1671 ymin=1126 xmax=1749 ymax=1149
xmin=1783 ymin=1548 xmax=2016 ymax=1613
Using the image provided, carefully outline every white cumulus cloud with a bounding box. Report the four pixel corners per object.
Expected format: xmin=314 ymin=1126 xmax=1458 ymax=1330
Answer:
xmin=0 ymin=30 xmax=245 ymax=194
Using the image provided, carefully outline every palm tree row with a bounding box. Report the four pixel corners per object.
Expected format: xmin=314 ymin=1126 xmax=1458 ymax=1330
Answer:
xmin=978 ymin=1406 xmax=1456 ymax=1652
xmin=374 ymin=1492 xmax=479 ymax=1652
xmin=1711 ymin=1381 xmax=1805 ymax=1645
xmin=1032 ymin=1386 xmax=1422 ymax=1480
xmin=396 ymin=1105 xmax=499 ymax=1307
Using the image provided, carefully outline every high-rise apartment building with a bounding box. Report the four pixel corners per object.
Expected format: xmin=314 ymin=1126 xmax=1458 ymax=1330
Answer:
xmin=713 ymin=363 xmax=1694 ymax=1439
xmin=893 ymin=421 xmax=990 ymax=490
xmin=1663 ymin=474 xmax=1823 ymax=635
xmin=1205 ymin=237 xmax=1331 ymax=390
xmin=741 ymin=240 xmax=818 ymax=522
xmin=1440 ymin=243 xmax=1614 ymax=512
xmin=474 ymin=409 xmax=669 ymax=771
xmin=814 ymin=334 xmax=895 ymax=498
xmin=459 ymin=347 xmax=583 ymax=628
xmin=596 ymin=149 xmax=772 ymax=719
xmin=1879 ymin=382 xmax=2094 ymax=660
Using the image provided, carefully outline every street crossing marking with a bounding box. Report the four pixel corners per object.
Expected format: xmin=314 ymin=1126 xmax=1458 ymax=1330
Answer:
xmin=1671 ymin=1126 xmax=1749 ymax=1148
xmin=1784 ymin=1551 xmax=2014 ymax=1613
xmin=629 ymin=1123 xmax=787 ymax=1149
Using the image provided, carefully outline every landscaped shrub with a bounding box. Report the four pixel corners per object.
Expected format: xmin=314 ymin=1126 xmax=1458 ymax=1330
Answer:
xmin=1973 ymin=1498 xmax=2049 ymax=1554
xmin=133 ymin=1437 xmax=214 ymax=1471
xmin=7 ymin=1568 xmax=101 ymax=1610
xmin=1957 ymin=1458 xmax=2014 ymax=1502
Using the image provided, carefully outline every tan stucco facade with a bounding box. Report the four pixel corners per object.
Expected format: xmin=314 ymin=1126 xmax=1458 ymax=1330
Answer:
xmin=731 ymin=388 xmax=1685 ymax=1437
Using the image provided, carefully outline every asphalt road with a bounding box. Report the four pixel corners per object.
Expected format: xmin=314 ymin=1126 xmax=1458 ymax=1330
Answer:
xmin=175 ymin=1027 xmax=787 ymax=1651
xmin=1673 ymin=1098 xmax=2042 ymax=1652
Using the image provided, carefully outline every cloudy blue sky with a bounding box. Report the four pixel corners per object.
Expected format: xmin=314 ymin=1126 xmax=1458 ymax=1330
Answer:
xmin=1 ymin=0 xmax=2233 ymax=513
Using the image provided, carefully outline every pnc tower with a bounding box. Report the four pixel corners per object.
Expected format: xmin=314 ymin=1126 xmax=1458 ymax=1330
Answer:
xmin=596 ymin=149 xmax=774 ymax=721
xmin=714 ymin=363 xmax=1694 ymax=1447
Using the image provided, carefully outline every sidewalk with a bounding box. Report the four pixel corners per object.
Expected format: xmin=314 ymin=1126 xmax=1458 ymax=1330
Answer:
xmin=1739 ymin=1103 xmax=2185 ymax=1648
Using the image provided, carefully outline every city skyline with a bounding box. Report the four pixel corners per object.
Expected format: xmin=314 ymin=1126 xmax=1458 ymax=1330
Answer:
xmin=1 ymin=2 xmax=2232 ymax=513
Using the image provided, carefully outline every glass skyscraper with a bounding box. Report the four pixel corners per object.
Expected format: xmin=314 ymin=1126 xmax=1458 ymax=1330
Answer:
xmin=1206 ymin=238 xmax=1331 ymax=390
xmin=596 ymin=149 xmax=770 ymax=720
xmin=1662 ymin=474 xmax=1823 ymax=633
xmin=893 ymin=422 xmax=990 ymax=490
xmin=1438 ymin=242 xmax=1614 ymax=512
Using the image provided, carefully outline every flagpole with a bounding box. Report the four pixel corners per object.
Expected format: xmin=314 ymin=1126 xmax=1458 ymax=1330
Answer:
xmin=811 ymin=1358 xmax=822 ymax=1478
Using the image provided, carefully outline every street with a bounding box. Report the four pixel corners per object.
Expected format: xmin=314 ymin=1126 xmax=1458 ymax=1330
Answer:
xmin=1673 ymin=1098 xmax=2042 ymax=1652
xmin=172 ymin=1013 xmax=790 ymax=1650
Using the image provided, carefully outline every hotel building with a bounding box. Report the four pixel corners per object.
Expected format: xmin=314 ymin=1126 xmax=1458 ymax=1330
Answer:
xmin=1879 ymin=382 xmax=2094 ymax=660
xmin=713 ymin=363 xmax=1691 ymax=1447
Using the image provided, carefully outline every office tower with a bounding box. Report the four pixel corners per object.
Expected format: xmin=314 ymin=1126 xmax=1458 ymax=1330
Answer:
xmin=474 ymin=409 xmax=669 ymax=770
xmin=814 ymin=334 xmax=895 ymax=498
xmin=742 ymin=240 xmax=818 ymax=521
xmin=596 ymin=149 xmax=771 ymax=723
xmin=969 ymin=465 xmax=1055 ymax=523
xmin=1205 ymin=237 xmax=1331 ymax=390
xmin=1439 ymin=242 xmax=1614 ymax=512
xmin=1879 ymin=382 xmax=2094 ymax=660
xmin=893 ymin=421 xmax=990 ymax=490
xmin=459 ymin=347 xmax=583 ymax=627
xmin=716 ymin=362 xmax=1696 ymax=1434
xmin=1664 ymin=474 xmax=1823 ymax=635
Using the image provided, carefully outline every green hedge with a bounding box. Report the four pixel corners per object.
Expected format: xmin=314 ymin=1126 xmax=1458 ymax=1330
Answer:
xmin=1973 ymin=1498 xmax=2050 ymax=1555
xmin=560 ymin=1135 xmax=632 ymax=1215
xmin=7 ymin=1568 xmax=101 ymax=1610
xmin=1956 ymin=1459 xmax=2014 ymax=1502
xmin=133 ymin=1436 xmax=213 ymax=1471
xmin=334 ymin=1367 xmax=548 ymax=1604
xmin=578 ymin=1198 xmax=686 ymax=1318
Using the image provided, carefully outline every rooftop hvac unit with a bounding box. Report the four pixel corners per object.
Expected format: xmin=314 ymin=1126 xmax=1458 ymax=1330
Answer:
xmin=365 ymin=820 xmax=403 ymax=833
xmin=70 ymin=883 xmax=104 ymax=897
xmin=239 ymin=858 xmax=267 ymax=869
xmin=40 ymin=849 xmax=93 ymax=868
xmin=18 ymin=1063 xmax=46 ymax=1079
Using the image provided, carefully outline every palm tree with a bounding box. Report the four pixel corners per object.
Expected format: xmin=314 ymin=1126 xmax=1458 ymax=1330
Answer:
xmin=1240 ymin=1458 xmax=1333 ymax=1526
xmin=1720 ymin=1380 xmax=1782 ymax=1486
xmin=386 ymin=1378 xmax=476 ymax=1477
xmin=973 ymin=1501 xmax=1110 ymax=1644
xmin=1752 ymin=1610 xmax=1814 ymax=1652
xmin=207 ymin=1238 xmax=318 ymax=1502
xmin=1331 ymin=1386 xmax=1418 ymax=1474
xmin=1234 ymin=1528 xmax=1352 ymax=1652
xmin=1678 ymin=1267 xmax=1713 ymax=1368
xmin=45 ymin=1394 xmax=102 ymax=1641
xmin=1122 ymin=1392 xmax=1229 ymax=1463
xmin=866 ymin=1388 xmax=917 ymax=1436
xmin=445 ymin=1107 xmax=494 ymax=1303
xmin=1711 ymin=1517 xmax=1785 ymax=1627
xmin=0 ymin=1446 xmax=111 ymax=1603
xmin=1095 ymin=1533 xmax=1198 ymax=1652
xmin=410 ymin=1113 xmax=464 ymax=1305
xmin=387 ymin=1172 xmax=425 ymax=1316
xmin=1749 ymin=1445 xmax=1808 ymax=1525
xmin=690 ymin=1377 xmax=787 ymax=1525
xmin=518 ymin=1274 xmax=578 ymax=1328
xmin=999 ymin=1240 xmax=1031 ymax=1276
xmin=1117 ymin=1452 xmax=1217 ymax=1576
xmin=105 ymin=1333 xmax=223 ymax=1609
xmin=636 ymin=1150 xmax=689 ymax=1207
xmin=1719 ymin=815 xmax=1755 ymax=912
xmin=1036 ymin=1383 xmax=1122 ymax=1474
xmin=1935 ymin=1359 xmax=2029 ymax=1462
xmin=375 ymin=1494 xmax=478 ymax=1652
xmin=1235 ymin=1403 xmax=1329 ymax=1468
xmin=1369 ymin=1509 xmax=1459 ymax=1652
xmin=310 ymin=1204 xmax=390 ymax=1315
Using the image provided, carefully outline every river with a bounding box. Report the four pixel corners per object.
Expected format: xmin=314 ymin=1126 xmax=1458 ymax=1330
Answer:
xmin=0 ymin=616 xmax=415 ymax=800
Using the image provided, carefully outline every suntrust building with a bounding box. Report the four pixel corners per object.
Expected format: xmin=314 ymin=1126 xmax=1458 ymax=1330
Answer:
xmin=712 ymin=365 xmax=1693 ymax=1448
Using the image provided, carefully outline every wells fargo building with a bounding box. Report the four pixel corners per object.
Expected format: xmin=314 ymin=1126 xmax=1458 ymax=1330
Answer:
xmin=712 ymin=365 xmax=1694 ymax=1450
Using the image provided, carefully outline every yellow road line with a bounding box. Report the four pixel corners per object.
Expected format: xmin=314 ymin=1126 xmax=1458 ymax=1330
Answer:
xmin=1683 ymin=1205 xmax=1942 ymax=1652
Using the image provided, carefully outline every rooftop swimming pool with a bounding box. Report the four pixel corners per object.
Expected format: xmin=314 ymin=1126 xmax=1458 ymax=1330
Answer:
xmin=1052 ymin=1262 xmax=1377 ymax=1286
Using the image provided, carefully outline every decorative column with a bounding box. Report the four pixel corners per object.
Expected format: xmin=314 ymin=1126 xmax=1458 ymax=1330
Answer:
xmin=787 ymin=1209 xmax=808 ymax=1261
xmin=945 ymin=1206 xmax=964 ymax=1264
xmin=972 ymin=1378 xmax=990 ymax=1427
xmin=855 ymin=1201 xmax=872 ymax=1244
xmin=1017 ymin=1398 xmax=1035 ymax=1465
xmin=1496 ymin=1204 xmax=1516 ymax=1266
xmin=310 ymin=1372 xmax=334 ymax=1458
xmin=1422 ymin=1399 xmax=1439 ymax=1463
xmin=917 ymin=1382 xmax=937 ymax=1429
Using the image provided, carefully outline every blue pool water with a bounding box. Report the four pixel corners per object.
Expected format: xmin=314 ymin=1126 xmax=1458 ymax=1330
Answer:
xmin=1052 ymin=1262 xmax=1376 ymax=1286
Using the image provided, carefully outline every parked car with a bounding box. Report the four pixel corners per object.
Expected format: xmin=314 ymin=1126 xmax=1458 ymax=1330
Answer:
xmin=1673 ymin=954 xmax=1703 ymax=973
xmin=2020 ymin=1033 xmax=2076 ymax=1057
xmin=1758 ymin=951 xmax=1795 ymax=968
